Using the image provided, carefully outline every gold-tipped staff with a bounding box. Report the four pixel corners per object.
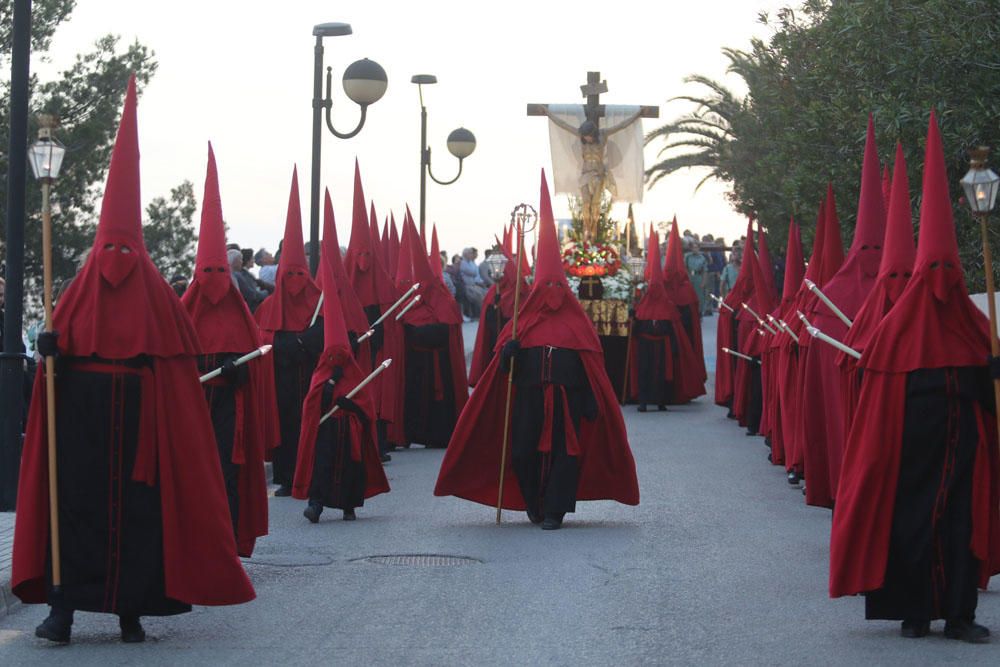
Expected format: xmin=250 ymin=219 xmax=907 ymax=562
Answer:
xmin=497 ymin=203 xmax=538 ymax=524
xmin=960 ymin=147 xmax=1000 ymax=447
xmin=29 ymin=115 xmax=67 ymax=591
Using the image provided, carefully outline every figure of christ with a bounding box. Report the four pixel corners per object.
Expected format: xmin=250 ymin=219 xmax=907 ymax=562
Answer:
xmin=542 ymin=109 xmax=644 ymax=241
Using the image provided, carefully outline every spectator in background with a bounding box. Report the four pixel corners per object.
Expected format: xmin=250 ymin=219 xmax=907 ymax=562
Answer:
xmin=460 ymin=247 xmax=486 ymax=318
xmin=230 ymin=248 xmax=269 ymax=312
xmin=704 ymin=234 xmax=725 ymax=303
xmin=478 ymin=249 xmax=495 ymax=288
xmin=256 ymin=248 xmax=277 ymax=287
xmin=169 ymin=274 xmax=189 ymax=298
xmin=684 ymin=241 xmax=711 ymax=316
xmin=447 ymin=254 xmax=469 ymax=318
xmin=720 ymin=250 xmax=741 ymax=299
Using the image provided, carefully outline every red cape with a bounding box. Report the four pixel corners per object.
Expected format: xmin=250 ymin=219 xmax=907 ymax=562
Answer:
xmin=13 ymin=359 xmax=256 ymax=605
xmin=435 ymin=348 xmax=639 ymax=509
xmin=291 ymin=353 xmax=390 ymax=501
xmin=829 ymin=369 xmax=1000 ymax=596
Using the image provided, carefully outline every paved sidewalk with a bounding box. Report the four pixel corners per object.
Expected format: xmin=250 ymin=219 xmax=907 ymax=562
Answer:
xmin=0 ymin=511 xmax=16 ymax=617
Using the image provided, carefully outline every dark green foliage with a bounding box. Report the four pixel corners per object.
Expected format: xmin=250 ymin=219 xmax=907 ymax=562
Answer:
xmin=646 ymin=0 xmax=1000 ymax=291
xmin=1 ymin=1 xmax=198 ymax=318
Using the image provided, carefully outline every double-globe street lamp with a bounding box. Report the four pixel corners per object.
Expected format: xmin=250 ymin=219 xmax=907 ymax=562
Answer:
xmin=411 ymin=74 xmax=476 ymax=239
xmin=309 ymin=22 xmax=387 ymax=274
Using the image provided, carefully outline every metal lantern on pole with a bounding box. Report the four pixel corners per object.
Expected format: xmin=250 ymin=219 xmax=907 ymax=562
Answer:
xmin=28 ymin=113 xmax=66 ymax=589
xmin=412 ymin=74 xmax=476 ymax=238
xmin=308 ymin=22 xmax=388 ymax=275
xmin=960 ymin=146 xmax=1000 ymax=450
xmin=484 ymin=252 xmax=509 ymax=283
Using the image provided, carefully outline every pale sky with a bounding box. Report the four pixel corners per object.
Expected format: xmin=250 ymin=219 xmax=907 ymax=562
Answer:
xmin=34 ymin=0 xmax=792 ymax=259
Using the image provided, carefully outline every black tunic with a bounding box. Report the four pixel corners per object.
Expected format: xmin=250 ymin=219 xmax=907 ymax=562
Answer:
xmin=865 ymin=367 xmax=987 ymax=622
xmin=481 ymin=301 xmax=508 ymax=371
xmin=511 ymin=346 xmax=598 ymax=516
xmin=403 ymin=323 xmax=457 ymax=448
xmin=52 ymin=356 xmax=190 ymax=617
xmin=196 ymin=352 xmax=246 ymax=539
xmin=634 ymin=319 xmax=677 ymax=407
xmin=271 ymin=321 xmax=323 ymax=487
xmin=745 ymin=359 xmax=763 ymax=434
xmin=307 ymin=386 xmax=368 ymax=510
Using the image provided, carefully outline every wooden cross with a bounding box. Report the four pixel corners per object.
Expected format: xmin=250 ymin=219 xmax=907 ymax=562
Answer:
xmin=526 ymin=71 xmax=659 ymax=121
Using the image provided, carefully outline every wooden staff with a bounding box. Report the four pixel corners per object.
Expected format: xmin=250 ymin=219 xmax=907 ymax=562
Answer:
xmin=199 ymin=345 xmax=272 ymax=383
xmin=319 ymin=359 xmax=393 ymax=424
xmin=975 ymin=212 xmax=1000 ymax=444
xmin=497 ymin=214 xmax=530 ymax=524
xmin=803 ymin=279 xmax=852 ymax=328
xmin=805 ymin=325 xmax=861 ymax=360
xmin=40 ymin=176 xmax=62 ymax=589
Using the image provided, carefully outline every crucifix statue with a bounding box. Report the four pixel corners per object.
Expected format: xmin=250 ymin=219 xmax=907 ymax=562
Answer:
xmin=528 ymin=72 xmax=659 ymax=242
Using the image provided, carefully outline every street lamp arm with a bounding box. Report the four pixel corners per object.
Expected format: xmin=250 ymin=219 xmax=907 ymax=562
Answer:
xmin=325 ymin=100 xmax=369 ymax=139
xmin=427 ymin=149 xmax=464 ymax=186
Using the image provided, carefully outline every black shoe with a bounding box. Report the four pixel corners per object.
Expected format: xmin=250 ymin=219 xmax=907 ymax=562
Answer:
xmin=637 ymin=404 xmax=648 ymax=413
xmin=343 ymin=509 xmax=357 ymax=521
xmin=657 ymin=404 xmax=667 ymax=412
xmin=380 ymin=453 xmax=391 ymax=463
xmin=274 ymin=485 xmax=292 ymax=497
xmin=35 ymin=608 xmax=72 ymax=644
xmin=787 ymin=471 xmax=801 ymax=485
xmin=764 ymin=437 xmax=772 ymax=449
xmin=900 ymin=620 xmax=930 ymax=638
xmin=767 ymin=453 xmax=772 ymax=463
xmin=944 ymin=619 xmax=990 ymax=643
xmin=541 ymin=514 xmax=564 ymax=530
xmin=303 ymin=504 xmax=322 ymax=523
xmin=726 ymin=410 xmax=736 ymax=419
xmin=119 ymin=616 xmax=146 ymax=643
xmin=745 ymin=428 xmax=758 ymax=437
xmin=526 ymin=509 xmax=543 ymax=525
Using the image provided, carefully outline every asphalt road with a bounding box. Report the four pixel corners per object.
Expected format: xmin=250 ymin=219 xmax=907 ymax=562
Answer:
xmin=0 ymin=317 xmax=997 ymax=665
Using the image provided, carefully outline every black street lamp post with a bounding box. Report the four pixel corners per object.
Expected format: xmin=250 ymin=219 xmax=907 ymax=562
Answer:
xmin=308 ymin=22 xmax=387 ymax=275
xmin=412 ymin=74 xmax=476 ymax=239
xmin=0 ymin=0 xmax=32 ymax=511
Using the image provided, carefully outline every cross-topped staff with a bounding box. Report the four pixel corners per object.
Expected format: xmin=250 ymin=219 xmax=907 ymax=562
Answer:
xmin=497 ymin=203 xmax=538 ymax=524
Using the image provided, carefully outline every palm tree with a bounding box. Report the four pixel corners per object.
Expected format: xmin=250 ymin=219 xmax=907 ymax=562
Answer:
xmin=644 ymin=74 xmax=743 ymax=191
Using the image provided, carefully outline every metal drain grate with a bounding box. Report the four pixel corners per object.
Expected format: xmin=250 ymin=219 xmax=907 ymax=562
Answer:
xmin=357 ymin=554 xmax=481 ymax=566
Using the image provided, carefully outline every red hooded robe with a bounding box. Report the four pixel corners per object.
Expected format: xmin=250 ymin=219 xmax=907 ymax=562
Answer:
xmin=13 ymin=77 xmax=254 ymax=606
xmin=435 ymin=170 xmax=639 ymax=509
xmin=181 ymin=143 xmax=277 ymax=557
xmin=830 ymin=111 xmax=1000 ymax=597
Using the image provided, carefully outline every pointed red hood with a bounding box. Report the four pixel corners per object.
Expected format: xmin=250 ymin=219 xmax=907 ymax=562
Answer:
xmin=723 ymin=218 xmax=756 ymax=310
xmin=878 ymin=142 xmax=917 ymax=296
xmin=345 ymin=161 xmax=392 ymax=307
xmin=809 ymin=117 xmax=886 ymax=321
xmin=861 ymin=109 xmax=989 ymax=372
xmin=780 ymin=218 xmax=805 ymax=309
xmin=182 ymin=143 xmax=260 ymax=353
xmin=664 ymin=217 xmax=700 ymax=307
xmin=505 ymin=170 xmax=600 ymax=352
xmin=842 ymin=141 xmax=917 ymax=358
xmin=755 ymin=225 xmax=778 ymax=309
xmin=818 ymin=183 xmax=845 ymax=286
xmin=395 ymin=212 xmax=416 ymax=288
xmin=403 ymin=212 xmax=461 ymax=326
xmin=636 ymin=229 xmax=678 ymax=321
xmin=255 ymin=167 xmax=321 ymax=332
xmin=319 ymin=247 xmax=352 ymax=361
xmin=430 ymin=225 xmax=444 ymax=279
xmin=882 ymin=164 xmax=892 ymax=211
xmin=54 ymin=74 xmax=201 ymax=358
xmin=388 ymin=213 xmax=401 ymax=278
xmin=321 ymin=189 xmax=372 ymax=336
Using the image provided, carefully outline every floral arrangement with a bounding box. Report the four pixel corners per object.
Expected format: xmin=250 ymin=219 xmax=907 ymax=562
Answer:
xmin=561 ymin=241 xmax=621 ymax=277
